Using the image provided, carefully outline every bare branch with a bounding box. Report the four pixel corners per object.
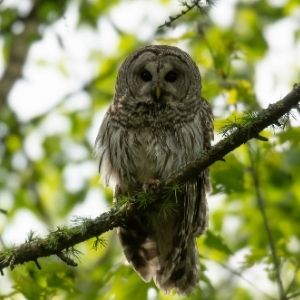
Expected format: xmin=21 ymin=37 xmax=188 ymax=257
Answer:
xmin=286 ymin=262 xmax=300 ymax=294
xmin=0 ymin=83 xmax=299 ymax=274
xmin=158 ymin=0 xmax=216 ymax=29
xmin=287 ymin=291 xmax=300 ymax=300
xmin=202 ymin=256 xmax=276 ymax=300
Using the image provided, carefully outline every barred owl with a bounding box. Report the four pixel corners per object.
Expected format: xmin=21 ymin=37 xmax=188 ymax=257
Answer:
xmin=95 ymin=45 xmax=213 ymax=294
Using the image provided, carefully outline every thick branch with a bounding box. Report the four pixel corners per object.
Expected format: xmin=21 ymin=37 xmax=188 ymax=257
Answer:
xmin=164 ymin=84 xmax=300 ymax=186
xmin=0 ymin=84 xmax=299 ymax=273
xmin=0 ymin=207 xmax=132 ymax=273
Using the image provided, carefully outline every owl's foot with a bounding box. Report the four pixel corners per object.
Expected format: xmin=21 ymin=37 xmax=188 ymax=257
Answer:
xmin=142 ymin=179 xmax=161 ymax=193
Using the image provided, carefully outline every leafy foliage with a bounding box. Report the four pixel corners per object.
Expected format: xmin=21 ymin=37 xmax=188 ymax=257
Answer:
xmin=0 ymin=0 xmax=300 ymax=299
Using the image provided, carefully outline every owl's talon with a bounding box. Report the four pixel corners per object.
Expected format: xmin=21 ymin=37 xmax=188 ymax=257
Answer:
xmin=142 ymin=179 xmax=161 ymax=192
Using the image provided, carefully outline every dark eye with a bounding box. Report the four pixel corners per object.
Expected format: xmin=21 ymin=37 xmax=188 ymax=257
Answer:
xmin=140 ymin=70 xmax=152 ymax=82
xmin=164 ymin=70 xmax=178 ymax=82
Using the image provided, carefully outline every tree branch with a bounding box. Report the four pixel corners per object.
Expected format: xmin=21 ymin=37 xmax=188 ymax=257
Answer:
xmin=0 ymin=84 xmax=299 ymax=274
xmin=158 ymin=0 xmax=216 ymax=29
xmin=163 ymin=84 xmax=300 ymax=187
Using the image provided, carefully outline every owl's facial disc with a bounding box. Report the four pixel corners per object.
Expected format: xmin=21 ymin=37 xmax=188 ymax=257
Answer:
xmin=127 ymin=52 xmax=190 ymax=105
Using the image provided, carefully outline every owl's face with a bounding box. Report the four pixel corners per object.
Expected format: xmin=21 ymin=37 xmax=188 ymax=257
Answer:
xmin=115 ymin=46 xmax=201 ymax=109
xmin=126 ymin=51 xmax=191 ymax=105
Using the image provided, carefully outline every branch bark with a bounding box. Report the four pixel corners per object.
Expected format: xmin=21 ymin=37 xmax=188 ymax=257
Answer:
xmin=0 ymin=83 xmax=299 ymax=273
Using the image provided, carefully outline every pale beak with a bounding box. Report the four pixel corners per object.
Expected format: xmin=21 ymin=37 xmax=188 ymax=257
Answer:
xmin=155 ymin=86 xmax=161 ymax=100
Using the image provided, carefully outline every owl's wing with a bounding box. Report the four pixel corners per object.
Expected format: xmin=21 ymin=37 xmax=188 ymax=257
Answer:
xmin=200 ymin=97 xmax=214 ymax=148
xmin=199 ymin=97 xmax=214 ymax=190
xmin=181 ymin=97 xmax=213 ymax=238
xmin=189 ymin=174 xmax=208 ymax=236
xmin=154 ymin=100 xmax=213 ymax=292
xmin=94 ymin=109 xmax=116 ymax=187
xmin=153 ymin=176 xmax=207 ymax=293
xmin=191 ymin=97 xmax=214 ymax=235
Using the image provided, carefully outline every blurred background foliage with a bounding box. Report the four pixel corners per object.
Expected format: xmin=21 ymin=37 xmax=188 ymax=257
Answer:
xmin=0 ymin=0 xmax=300 ymax=299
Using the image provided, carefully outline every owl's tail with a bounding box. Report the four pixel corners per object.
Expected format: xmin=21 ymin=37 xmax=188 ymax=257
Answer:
xmin=118 ymin=220 xmax=161 ymax=282
xmin=118 ymin=223 xmax=200 ymax=294
xmin=155 ymin=238 xmax=199 ymax=294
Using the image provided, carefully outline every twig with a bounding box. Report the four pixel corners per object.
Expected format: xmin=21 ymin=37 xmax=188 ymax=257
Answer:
xmin=247 ymin=146 xmax=287 ymax=300
xmin=0 ymin=291 xmax=19 ymax=300
xmin=0 ymin=84 xmax=299 ymax=273
xmin=286 ymin=262 xmax=300 ymax=294
xmin=287 ymin=291 xmax=300 ymax=300
xmin=0 ymin=209 xmax=7 ymax=215
xmin=202 ymin=256 xmax=276 ymax=300
xmin=158 ymin=0 xmax=216 ymax=29
xmin=57 ymin=252 xmax=78 ymax=267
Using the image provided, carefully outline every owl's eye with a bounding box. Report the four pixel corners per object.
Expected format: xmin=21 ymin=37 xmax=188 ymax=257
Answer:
xmin=164 ymin=71 xmax=178 ymax=82
xmin=140 ymin=70 xmax=152 ymax=82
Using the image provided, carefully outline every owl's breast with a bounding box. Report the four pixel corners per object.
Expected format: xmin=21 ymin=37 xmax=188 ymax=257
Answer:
xmin=101 ymin=108 xmax=204 ymax=190
xmin=130 ymin=128 xmax=158 ymax=183
xmin=126 ymin=122 xmax=203 ymax=184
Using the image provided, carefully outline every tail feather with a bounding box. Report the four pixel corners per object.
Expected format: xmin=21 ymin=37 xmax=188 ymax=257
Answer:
xmin=155 ymin=239 xmax=199 ymax=294
xmin=118 ymin=225 xmax=201 ymax=294
xmin=118 ymin=227 xmax=160 ymax=282
xmin=117 ymin=177 xmax=207 ymax=294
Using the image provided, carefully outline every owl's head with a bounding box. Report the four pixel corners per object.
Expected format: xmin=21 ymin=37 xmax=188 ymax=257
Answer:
xmin=114 ymin=45 xmax=202 ymax=108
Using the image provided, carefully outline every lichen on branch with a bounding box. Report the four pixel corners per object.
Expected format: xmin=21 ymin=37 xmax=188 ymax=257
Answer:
xmin=0 ymin=83 xmax=299 ymax=274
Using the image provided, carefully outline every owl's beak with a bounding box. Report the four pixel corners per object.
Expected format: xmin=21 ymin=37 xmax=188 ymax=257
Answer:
xmin=151 ymin=85 xmax=163 ymax=103
xmin=155 ymin=86 xmax=161 ymax=100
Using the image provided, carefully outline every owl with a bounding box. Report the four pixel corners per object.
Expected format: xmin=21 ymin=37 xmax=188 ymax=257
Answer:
xmin=95 ymin=45 xmax=213 ymax=294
